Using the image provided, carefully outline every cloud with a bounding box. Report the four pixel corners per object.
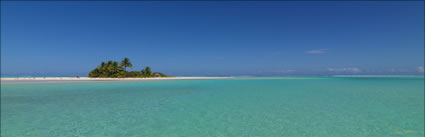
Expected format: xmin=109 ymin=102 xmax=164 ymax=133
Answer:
xmin=305 ymin=49 xmax=328 ymax=54
xmin=388 ymin=68 xmax=408 ymax=73
xmin=328 ymin=67 xmax=361 ymax=73
xmin=417 ymin=66 xmax=424 ymax=73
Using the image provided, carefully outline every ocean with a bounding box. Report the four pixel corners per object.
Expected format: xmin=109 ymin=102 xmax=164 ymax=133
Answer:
xmin=1 ymin=76 xmax=424 ymax=137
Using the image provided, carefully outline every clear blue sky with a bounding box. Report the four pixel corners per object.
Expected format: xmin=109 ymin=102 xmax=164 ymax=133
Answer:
xmin=1 ymin=1 xmax=424 ymax=76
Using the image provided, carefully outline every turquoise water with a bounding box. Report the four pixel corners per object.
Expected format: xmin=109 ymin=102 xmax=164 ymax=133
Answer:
xmin=1 ymin=77 xmax=424 ymax=137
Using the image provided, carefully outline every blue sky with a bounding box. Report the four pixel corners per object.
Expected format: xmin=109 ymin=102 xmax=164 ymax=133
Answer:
xmin=1 ymin=1 xmax=424 ymax=76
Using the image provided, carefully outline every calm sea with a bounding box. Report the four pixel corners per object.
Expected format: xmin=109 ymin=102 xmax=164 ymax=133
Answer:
xmin=1 ymin=77 xmax=424 ymax=137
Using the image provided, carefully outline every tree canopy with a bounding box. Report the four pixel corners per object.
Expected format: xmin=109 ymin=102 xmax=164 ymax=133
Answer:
xmin=141 ymin=66 xmax=152 ymax=77
xmin=120 ymin=57 xmax=133 ymax=71
xmin=88 ymin=58 xmax=167 ymax=78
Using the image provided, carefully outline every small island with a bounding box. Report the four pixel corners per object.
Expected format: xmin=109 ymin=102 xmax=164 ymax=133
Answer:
xmin=88 ymin=57 xmax=168 ymax=78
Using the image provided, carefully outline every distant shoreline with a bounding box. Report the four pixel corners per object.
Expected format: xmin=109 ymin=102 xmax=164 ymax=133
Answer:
xmin=1 ymin=76 xmax=423 ymax=84
xmin=0 ymin=77 xmax=233 ymax=81
xmin=0 ymin=77 xmax=234 ymax=84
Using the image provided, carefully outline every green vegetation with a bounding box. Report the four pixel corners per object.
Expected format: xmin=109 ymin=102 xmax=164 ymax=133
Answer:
xmin=88 ymin=58 xmax=167 ymax=78
xmin=120 ymin=57 xmax=133 ymax=71
xmin=141 ymin=66 xmax=152 ymax=76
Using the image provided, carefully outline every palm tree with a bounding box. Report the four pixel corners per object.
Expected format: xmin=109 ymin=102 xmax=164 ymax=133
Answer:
xmin=88 ymin=58 xmax=166 ymax=78
xmin=120 ymin=57 xmax=133 ymax=71
xmin=145 ymin=66 xmax=152 ymax=76
xmin=141 ymin=69 xmax=146 ymax=75
xmin=100 ymin=61 xmax=106 ymax=68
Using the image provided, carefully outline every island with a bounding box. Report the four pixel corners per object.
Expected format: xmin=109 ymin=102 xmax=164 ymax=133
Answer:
xmin=0 ymin=57 xmax=232 ymax=83
xmin=88 ymin=57 xmax=168 ymax=78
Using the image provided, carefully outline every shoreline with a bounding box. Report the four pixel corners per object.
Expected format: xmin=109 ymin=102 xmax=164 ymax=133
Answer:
xmin=0 ymin=77 xmax=234 ymax=84
xmin=0 ymin=77 xmax=233 ymax=81
xmin=1 ymin=75 xmax=423 ymax=81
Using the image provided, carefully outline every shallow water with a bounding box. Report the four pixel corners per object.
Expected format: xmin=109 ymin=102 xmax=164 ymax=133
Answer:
xmin=1 ymin=77 xmax=424 ymax=137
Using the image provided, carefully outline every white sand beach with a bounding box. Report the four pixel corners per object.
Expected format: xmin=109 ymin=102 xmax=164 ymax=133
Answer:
xmin=0 ymin=77 xmax=233 ymax=84
xmin=1 ymin=77 xmax=232 ymax=81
